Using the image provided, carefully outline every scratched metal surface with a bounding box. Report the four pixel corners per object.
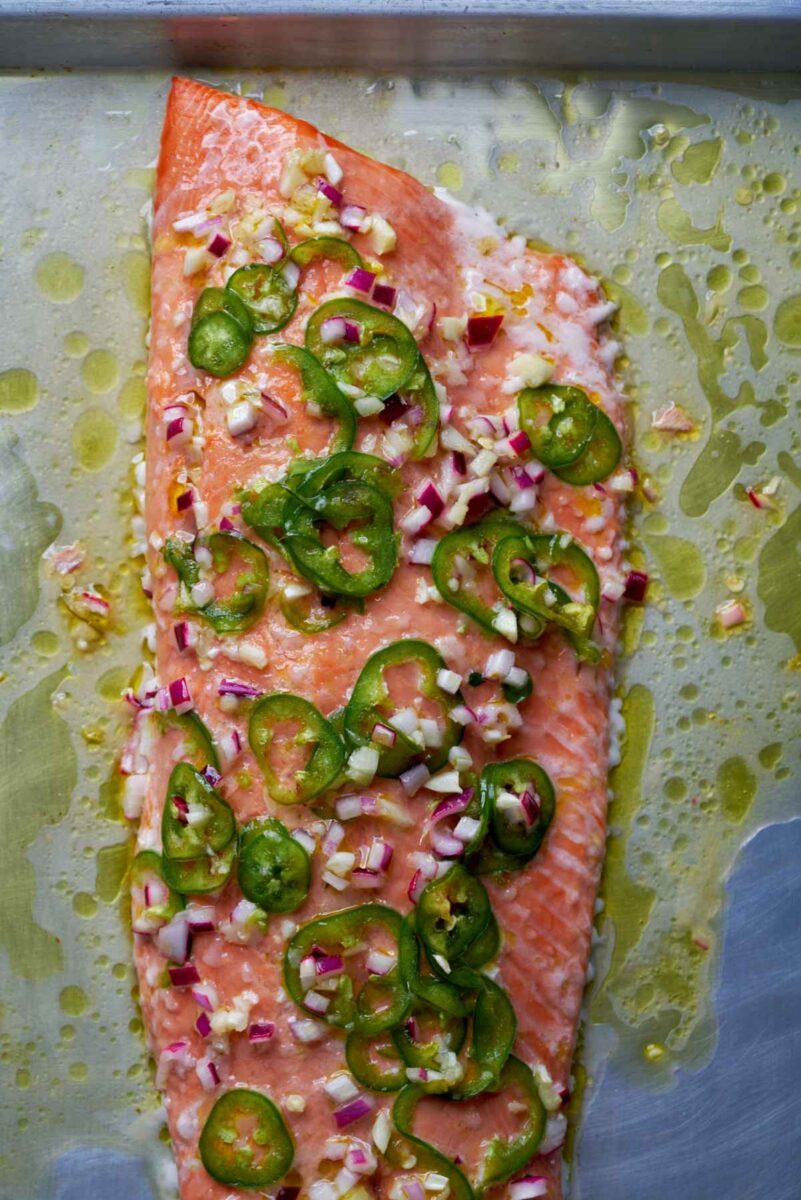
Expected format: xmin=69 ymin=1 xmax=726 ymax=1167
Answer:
xmin=0 ymin=66 xmax=799 ymax=1200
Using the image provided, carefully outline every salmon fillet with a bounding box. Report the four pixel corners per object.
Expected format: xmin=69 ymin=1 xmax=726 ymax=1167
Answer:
xmin=128 ymin=76 xmax=627 ymax=1200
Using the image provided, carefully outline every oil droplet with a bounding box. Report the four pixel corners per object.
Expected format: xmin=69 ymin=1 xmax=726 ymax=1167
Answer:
xmin=758 ymin=742 xmax=783 ymax=770
xmin=72 ymin=408 xmax=118 ymax=472
xmin=59 ymin=985 xmax=88 ymax=1016
xmin=737 ymin=285 xmax=769 ymax=312
xmin=670 ymin=137 xmax=722 ymax=186
xmin=35 ymin=252 xmax=85 ymax=303
xmin=123 ymin=167 xmax=155 ymax=192
xmin=763 ymin=171 xmax=786 ymax=195
xmin=61 ymin=1025 xmax=75 ymax=1041
xmin=644 ymin=534 xmax=706 ymax=601
xmin=117 ymin=377 xmax=146 ymax=420
xmin=96 ymin=842 xmax=129 ymax=904
xmin=497 ymin=151 xmax=519 ymax=173
xmin=706 ymin=264 xmax=731 ymax=293
xmin=774 ymin=295 xmax=801 ymax=347
xmin=81 ymin=349 xmax=120 ymax=395
xmin=758 ymin=501 xmax=801 ymax=651
xmin=643 ymin=1042 xmax=666 ymax=1062
xmin=0 ymin=368 xmax=39 ymax=414
xmin=30 ymin=630 xmax=60 ymax=657
xmin=63 ymin=331 xmax=89 ymax=358
xmin=436 ymin=161 xmax=463 ymax=191
xmin=664 ymin=777 xmax=687 ymax=801
xmin=123 ymin=251 xmax=150 ymax=318
xmin=16 ymin=1068 xmax=31 ymax=1089
xmin=72 ymin=892 xmax=98 ymax=919
xmin=69 ymin=1062 xmax=88 ymax=1082
xmin=656 ymin=197 xmax=730 ymax=252
xmin=717 ymin=756 xmax=757 ymax=823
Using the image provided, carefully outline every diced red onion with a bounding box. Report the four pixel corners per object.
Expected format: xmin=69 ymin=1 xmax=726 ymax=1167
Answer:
xmin=316 ymin=176 xmax=343 ymax=207
xmin=372 ymin=282 xmax=396 ymax=307
xmin=157 ymin=913 xmax=191 ymax=962
xmin=400 ymin=763 xmax=430 ymax=796
xmin=408 ymin=538 xmax=437 ymax=566
xmin=466 ymin=314 xmax=504 ymax=347
xmin=217 ymin=728 xmax=243 ymax=768
xmin=333 ymin=1095 xmax=374 ymax=1128
xmin=507 ymin=429 xmax=532 ymax=456
xmin=168 ymin=676 xmax=193 ymax=715
xmin=431 ymin=827 xmax=465 ymax=857
xmin=511 ymin=465 xmax=538 ymax=490
xmin=187 ymin=908 xmax=217 ymax=935
xmin=345 ymin=267 xmax=376 ymax=293
xmin=207 ymin=232 xmax=231 ymax=258
xmin=401 ymin=1179 xmax=426 ymax=1200
xmin=248 ymin=1021 xmax=276 ymax=1043
xmin=521 ymin=789 xmax=541 ymax=825
xmin=262 ymin=392 xmax=289 ymax=422
xmin=371 ymin=722 xmax=397 ymax=748
xmin=166 ymin=415 xmax=192 ymax=446
xmin=465 ymin=492 xmax=496 ymax=523
xmin=218 ymin=678 xmax=262 ymax=698
xmin=201 ymin=764 xmax=221 ymax=787
xmin=343 ymin=319 xmax=360 ymax=344
xmin=408 ymin=869 xmax=426 ymax=904
xmin=417 ymin=481 xmax=445 ymax=519
xmin=292 ymin=828 xmax=317 ymax=855
xmin=320 ymin=316 xmax=347 ymax=345
xmin=510 ymin=556 xmax=537 ymax=584
xmin=276 ymin=1188 xmax=301 ymax=1200
xmin=173 ymin=620 xmax=192 ymax=652
xmin=168 ymin=962 xmax=200 ymax=987
xmin=340 ymin=203 xmax=367 ymax=232
xmin=366 ymin=839 xmax=393 ymax=872
xmin=623 ymin=570 xmax=649 ymax=603
xmin=315 ymin=954 xmax=345 ymax=979
xmin=509 ymin=1178 xmax=548 ymax=1200
xmin=195 ymin=1011 xmax=212 ymax=1037
xmin=196 ymin=1055 xmax=221 ymax=1090
xmin=218 ymin=516 xmax=236 ymax=533
xmin=351 ymin=867 xmax=384 ymax=889
xmin=176 ymin=488 xmax=194 ymax=513
xmin=190 ymin=983 xmax=217 ymax=1012
xmin=322 ymin=820 xmax=345 ymax=855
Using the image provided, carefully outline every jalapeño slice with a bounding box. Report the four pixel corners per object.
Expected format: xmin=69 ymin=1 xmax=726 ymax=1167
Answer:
xmin=284 ymin=903 xmax=408 ymax=1035
xmin=399 ymin=354 xmax=440 ymax=461
xmin=199 ymin=1088 xmax=294 ymax=1188
xmin=554 ymin=404 xmax=623 ymax=486
xmin=248 ymin=692 xmax=345 ymax=805
xmin=431 ymin=514 xmax=525 ymax=637
xmin=398 ymin=913 xmax=470 ymax=1019
xmin=162 ymin=840 xmax=236 ymax=895
xmin=450 ymin=976 xmax=516 ymax=1100
xmin=473 ymin=1057 xmax=546 ymax=1191
xmin=238 ymin=817 xmax=311 ymax=913
xmin=290 ymin=236 xmax=363 ymax=271
xmin=482 ymin=757 xmax=555 ymax=861
xmin=517 ymin=383 xmax=597 ymax=470
xmin=416 ymin=864 xmax=491 ymax=966
xmin=188 ymin=310 xmax=251 ymax=378
xmin=305 ymin=298 xmax=419 ymax=400
xmin=279 ymin=588 xmax=361 ymax=634
xmin=192 ymin=286 xmax=255 ymax=337
xmin=346 ymin=1029 xmax=407 ymax=1092
xmin=282 ymin=477 xmax=397 ymax=599
xmin=343 ymin=639 xmax=464 ymax=777
xmin=272 ymin=343 xmax=356 ymax=454
xmin=161 ymin=762 xmax=235 ymax=862
xmin=492 ymin=531 xmax=600 ymax=643
xmin=226 ymin=263 xmax=298 ymax=335
xmin=156 ymin=709 xmax=219 ymax=773
xmin=163 ymin=531 xmax=269 ymax=634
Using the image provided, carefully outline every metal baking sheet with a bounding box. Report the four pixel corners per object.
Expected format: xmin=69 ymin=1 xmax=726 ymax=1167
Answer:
xmin=0 ymin=35 xmax=799 ymax=1200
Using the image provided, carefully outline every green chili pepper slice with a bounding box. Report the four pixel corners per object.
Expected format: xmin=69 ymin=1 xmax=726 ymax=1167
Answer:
xmin=289 ymin=236 xmax=363 ymax=270
xmin=554 ymin=405 xmax=622 ymax=486
xmin=416 ymin=864 xmax=491 ymax=967
xmin=344 ymin=639 xmax=464 ymax=777
xmin=518 ymin=383 xmax=597 ymax=470
xmin=401 ymin=355 xmax=440 ymax=461
xmin=161 ymin=763 xmax=235 ymax=862
xmin=282 ymin=478 xmax=397 ymax=599
xmin=306 ymin=298 xmax=419 ymax=400
xmin=163 ymin=531 xmax=269 ymax=634
xmin=156 ymin=709 xmax=220 ymax=773
xmin=226 ymin=264 xmax=298 ymax=335
xmin=450 ymin=976 xmax=516 ymax=1100
xmin=473 ymin=1057 xmax=546 ymax=1191
xmin=391 ymin=1091 xmax=476 ymax=1200
xmin=284 ymin=903 xmax=408 ymax=1034
xmin=431 ymin=514 xmax=527 ymax=637
xmin=346 ymin=1029 xmax=407 ymax=1092
xmin=240 ymin=481 xmax=293 ymax=554
xmin=293 ymin=449 xmax=400 ymax=500
xmin=162 ymin=840 xmax=236 ymax=895
xmin=461 ymin=912 xmax=501 ymax=969
xmin=493 ymin=531 xmax=600 ymax=642
xmin=188 ymin=310 xmax=252 ymax=378
xmin=482 ymin=757 xmax=556 ymax=860
xmin=393 ymin=1001 xmax=467 ymax=1069
xmin=279 ymin=589 xmax=361 ymax=634
xmin=249 ymin=693 xmax=345 ymax=805
xmin=272 ymin=343 xmax=356 ymax=455
xmin=199 ymin=1088 xmax=294 ymax=1188
xmin=237 ymin=817 xmax=311 ymax=913
xmin=399 ymin=913 xmax=469 ymax=1018
xmin=192 ymin=286 xmax=255 ymax=337
xmin=130 ymin=850 xmax=183 ymax=931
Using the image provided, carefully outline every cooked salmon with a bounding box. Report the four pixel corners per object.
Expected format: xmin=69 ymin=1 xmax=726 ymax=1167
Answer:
xmin=129 ymin=75 xmax=627 ymax=1200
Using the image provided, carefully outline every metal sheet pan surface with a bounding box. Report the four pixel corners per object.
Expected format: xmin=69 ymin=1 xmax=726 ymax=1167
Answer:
xmin=0 ymin=60 xmax=799 ymax=1200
